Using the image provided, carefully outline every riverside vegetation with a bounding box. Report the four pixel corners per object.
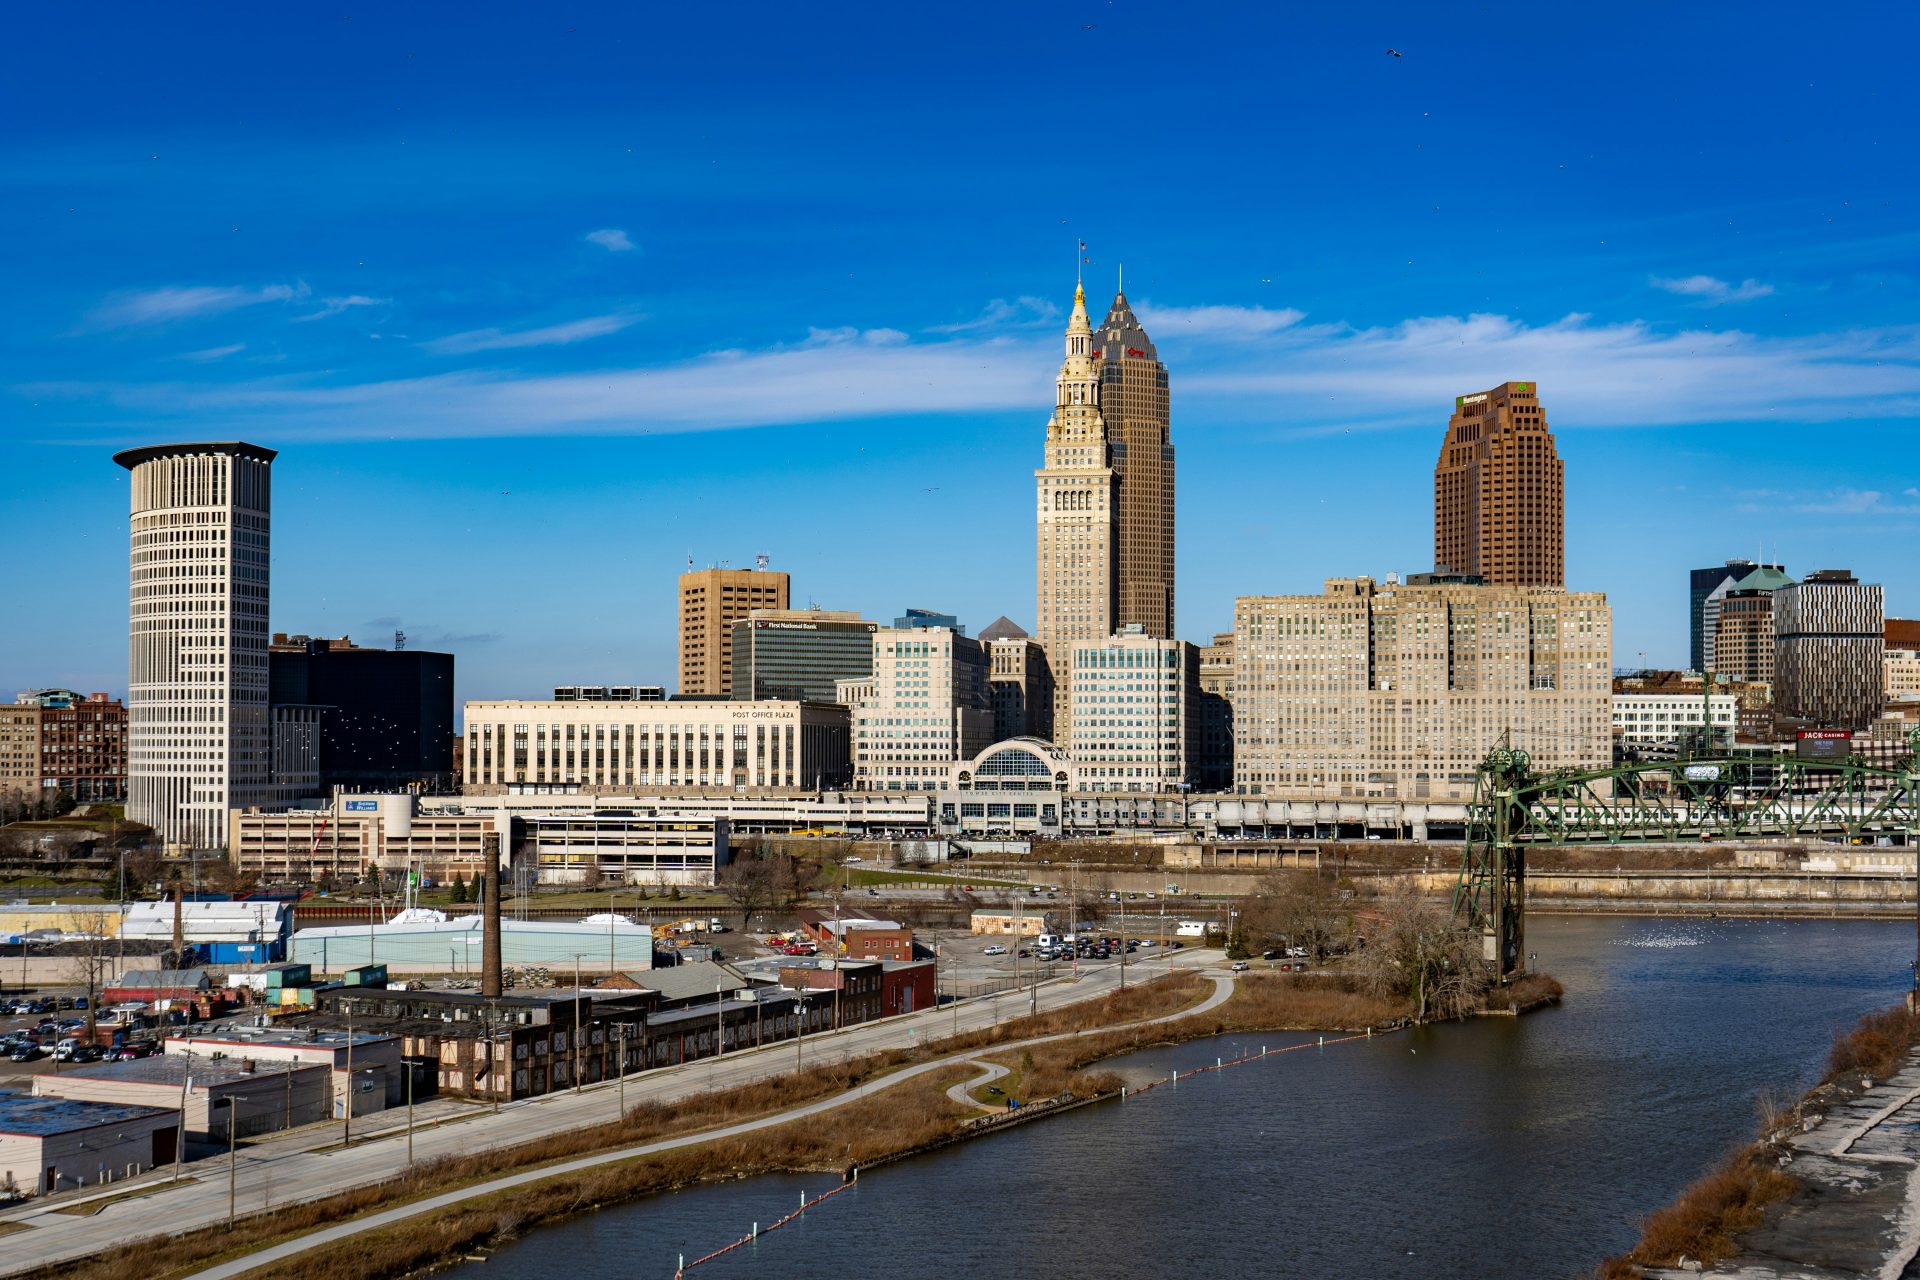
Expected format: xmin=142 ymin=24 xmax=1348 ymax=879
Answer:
xmin=1597 ymin=1001 xmax=1920 ymax=1277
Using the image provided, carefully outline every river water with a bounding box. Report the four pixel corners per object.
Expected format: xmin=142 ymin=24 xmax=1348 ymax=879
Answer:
xmin=451 ymin=916 xmax=1912 ymax=1280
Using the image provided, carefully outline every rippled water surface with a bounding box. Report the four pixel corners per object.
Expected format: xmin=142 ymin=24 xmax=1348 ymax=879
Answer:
xmin=452 ymin=916 xmax=1911 ymax=1280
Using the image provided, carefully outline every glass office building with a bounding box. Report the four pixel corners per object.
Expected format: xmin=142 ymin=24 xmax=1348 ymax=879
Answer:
xmin=730 ymin=611 xmax=878 ymax=703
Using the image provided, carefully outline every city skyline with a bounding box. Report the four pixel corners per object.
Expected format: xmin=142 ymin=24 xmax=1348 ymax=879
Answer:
xmin=4 ymin=5 xmax=1918 ymax=709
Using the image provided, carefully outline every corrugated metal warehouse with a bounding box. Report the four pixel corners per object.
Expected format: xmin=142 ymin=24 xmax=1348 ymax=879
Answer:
xmin=289 ymin=915 xmax=655 ymax=974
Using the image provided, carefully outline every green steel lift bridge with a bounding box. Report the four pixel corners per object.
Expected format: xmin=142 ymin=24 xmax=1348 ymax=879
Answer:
xmin=1453 ymin=727 xmax=1920 ymax=983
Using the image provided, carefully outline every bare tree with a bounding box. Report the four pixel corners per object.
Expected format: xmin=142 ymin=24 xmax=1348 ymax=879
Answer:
xmin=1239 ymin=870 xmax=1344 ymax=959
xmin=64 ymin=906 xmax=118 ymax=1040
xmin=714 ymin=847 xmax=797 ymax=931
xmin=1352 ymin=884 xmax=1487 ymax=1022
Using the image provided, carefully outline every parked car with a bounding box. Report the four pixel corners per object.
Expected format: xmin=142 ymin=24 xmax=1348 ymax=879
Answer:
xmin=1230 ymin=961 xmax=1251 ymax=972
xmin=69 ymin=1045 xmax=104 ymax=1064
xmin=7 ymin=1042 xmax=44 ymax=1062
xmin=982 ymin=945 xmax=1008 ymax=956
xmin=1262 ymin=949 xmax=1282 ymax=960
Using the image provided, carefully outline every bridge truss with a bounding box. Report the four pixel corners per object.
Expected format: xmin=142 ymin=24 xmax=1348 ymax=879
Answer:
xmin=1453 ymin=730 xmax=1920 ymax=981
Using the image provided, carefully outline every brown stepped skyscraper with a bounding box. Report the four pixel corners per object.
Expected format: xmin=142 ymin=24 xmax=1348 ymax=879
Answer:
xmin=1096 ymin=286 xmax=1174 ymax=639
xmin=1433 ymin=381 xmax=1564 ymax=586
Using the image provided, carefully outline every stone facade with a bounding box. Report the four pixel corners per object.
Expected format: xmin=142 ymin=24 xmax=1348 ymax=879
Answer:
xmin=1233 ymin=576 xmax=1611 ymax=799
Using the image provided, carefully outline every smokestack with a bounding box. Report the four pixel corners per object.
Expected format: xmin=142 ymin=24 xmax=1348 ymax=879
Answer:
xmin=481 ymin=832 xmax=503 ymax=999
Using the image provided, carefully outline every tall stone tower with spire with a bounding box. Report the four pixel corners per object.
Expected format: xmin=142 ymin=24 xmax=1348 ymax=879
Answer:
xmin=1034 ymin=279 xmax=1117 ymax=743
xmin=1097 ymin=282 xmax=1174 ymax=638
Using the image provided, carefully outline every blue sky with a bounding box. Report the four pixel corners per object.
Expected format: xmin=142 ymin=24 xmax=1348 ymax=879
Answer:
xmin=4 ymin=3 xmax=1916 ymax=711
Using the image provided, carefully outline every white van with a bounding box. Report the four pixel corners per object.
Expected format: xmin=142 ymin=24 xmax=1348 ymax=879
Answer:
xmin=1036 ymin=933 xmax=1060 ymax=949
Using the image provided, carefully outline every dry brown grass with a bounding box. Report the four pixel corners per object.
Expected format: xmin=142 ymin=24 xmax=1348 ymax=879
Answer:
xmin=1824 ymin=1003 xmax=1920 ymax=1082
xmin=1595 ymin=998 xmax=1920 ymax=1277
xmin=1616 ymin=1149 xmax=1797 ymax=1272
xmin=1483 ymin=973 xmax=1565 ymax=1013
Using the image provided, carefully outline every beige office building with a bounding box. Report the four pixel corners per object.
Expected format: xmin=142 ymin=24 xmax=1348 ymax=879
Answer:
xmin=678 ymin=566 xmax=789 ymax=696
xmin=980 ymin=617 xmax=1053 ymax=742
xmin=1434 ymin=383 xmax=1564 ymax=587
xmin=1066 ymin=627 xmax=1197 ymax=793
xmin=463 ymin=697 xmax=850 ymax=792
xmin=1197 ymin=631 xmax=1234 ymax=791
xmin=0 ymin=705 xmax=39 ymax=798
xmin=1035 ymin=280 xmax=1117 ymax=743
xmin=1233 ymin=575 xmax=1611 ymax=799
xmin=849 ymin=626 xmax=992 ymax=791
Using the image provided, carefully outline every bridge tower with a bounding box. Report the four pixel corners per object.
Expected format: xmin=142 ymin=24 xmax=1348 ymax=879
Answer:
xmin=1454 ymin=740 xmax=1532 ymax=983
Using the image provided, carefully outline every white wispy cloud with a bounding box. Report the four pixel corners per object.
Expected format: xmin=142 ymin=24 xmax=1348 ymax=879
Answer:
xmin=584 ymin=228 xmax=636 ymax=252
xmin=927 ymin=296 xmax=1060 ymax=334
xmin=86 ymin=282 xmax=309 ymax=328
xmin=1136 ymin=303 xmax=1307 ymax=337
xmin=32 ymin=299 xmax=1920 ymax=443
xmin=294 ymin=295 xmax=388 ymax=322
xmin=422 ymin=313 xmax=639 ymax=354
xmin=181 ymin=344 xmax=246 ymax=363
xmin=1153 ymin=308 xmax=1920 ymax=433
xmin=1736 ymin=487 xmax=1920 ymax=517
xmin=1650 ymin=274 xmax=1776 ymax=304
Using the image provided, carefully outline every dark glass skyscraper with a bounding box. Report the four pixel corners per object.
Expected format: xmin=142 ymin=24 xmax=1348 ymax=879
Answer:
xmin=729 ymin=611 xmax=877 ymax=702
xmin=268 ymin=634 xmax=455 ymax=790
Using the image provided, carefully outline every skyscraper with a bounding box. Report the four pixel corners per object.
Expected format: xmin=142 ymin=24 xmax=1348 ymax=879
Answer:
xmin=1034 ymin=281 xmax=1116 ymax=742
xmin=1773 ymin=569 xmax=1885 ymax=731
xmin=114 ymin=441 xmax=275 ymax=848
xmin=1096 ymin=288 xmax=1175 ymax=639
xmin=1433 ymin=381 xmax=1564 ymax=586
xmin=677 ymin=565 xmax=789 ymax=696
xmin=1689 ymin=560 xmax=1756 ymax=673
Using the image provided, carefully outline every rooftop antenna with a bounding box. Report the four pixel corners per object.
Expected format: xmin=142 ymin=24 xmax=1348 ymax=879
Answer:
xmin=1118 ymin=262 xmax=1123 ymax=294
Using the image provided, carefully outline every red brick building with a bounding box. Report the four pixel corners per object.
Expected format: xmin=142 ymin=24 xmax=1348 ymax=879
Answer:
xmin=798 ymin=910 xmax=916 ymax=962
xmin=28 ymin=693 xmax=128 ymax=802
xmin=879 ymin=960 xmax=936 ymax=1017
xmin=778 ymin=960 xmax=882 ymax=1029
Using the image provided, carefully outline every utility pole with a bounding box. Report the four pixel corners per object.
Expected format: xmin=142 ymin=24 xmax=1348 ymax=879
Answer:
xmin=225 ymin=1097 xmax=237 ymax=1225
xmin=343 ymin=1002 xmax=353 ymax=1146
xmin=715 ymin=973 xmax=725 ymax=1060
xmin=616 ymin=1023 xmax=628 ymax=1118
xmin=573 ymin=955 xmax=584 ymax=1093
xmin=172 ymin=1040 xmax=194 ymax=1182
xmin=794 ymin=993 xmax=807 ymax=1071
xmin=405 ymin=1054 xmax=415 ymax=1170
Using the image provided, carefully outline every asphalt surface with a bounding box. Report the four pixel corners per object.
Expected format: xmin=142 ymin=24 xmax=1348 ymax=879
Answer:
xmin=0 ymin=949 xmax=1223 ymax=1278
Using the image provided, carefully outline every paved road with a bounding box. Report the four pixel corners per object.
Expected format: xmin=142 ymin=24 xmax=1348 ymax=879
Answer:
xmin=0 ymin=951 xmax=1222 ymax=1278
xmin=180 ymin=966 xmax=1234 ymax=1280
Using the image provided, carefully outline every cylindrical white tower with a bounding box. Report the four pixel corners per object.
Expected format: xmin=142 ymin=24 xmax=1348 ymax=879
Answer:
xmin=113 ymin=442 xmax=276 ymax=850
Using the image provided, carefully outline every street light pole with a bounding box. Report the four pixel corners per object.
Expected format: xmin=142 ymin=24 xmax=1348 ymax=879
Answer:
xmin=342 ymin=1003 xmax=353 ymax=1146
xmin=405 ymin=1054 xmax=414 ymax=1170
xmin=616 ymin=1023 xmax=628 ymax=1119
xmin=225 ymin=1097 xmax=237 ymax=1225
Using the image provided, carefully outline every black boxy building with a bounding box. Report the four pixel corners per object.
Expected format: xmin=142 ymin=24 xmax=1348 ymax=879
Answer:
xmin=269 ymin=635 xmax=454 ymax=791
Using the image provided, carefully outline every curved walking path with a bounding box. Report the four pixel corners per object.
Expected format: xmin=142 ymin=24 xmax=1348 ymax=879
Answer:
xmin=945 ymin=1059 xmax=1011 ymax=1111
xmin=186 ymin=970 xmax=1235 ymax=1280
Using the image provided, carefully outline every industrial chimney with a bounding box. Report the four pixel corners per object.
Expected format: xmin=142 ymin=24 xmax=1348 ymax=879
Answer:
xmin=481 ymin=831 xmax=503 ymax=998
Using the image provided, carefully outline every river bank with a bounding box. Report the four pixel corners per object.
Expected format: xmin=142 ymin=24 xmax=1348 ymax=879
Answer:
xmin=1603 ymin=1002 xmax=1920 ymax=1279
